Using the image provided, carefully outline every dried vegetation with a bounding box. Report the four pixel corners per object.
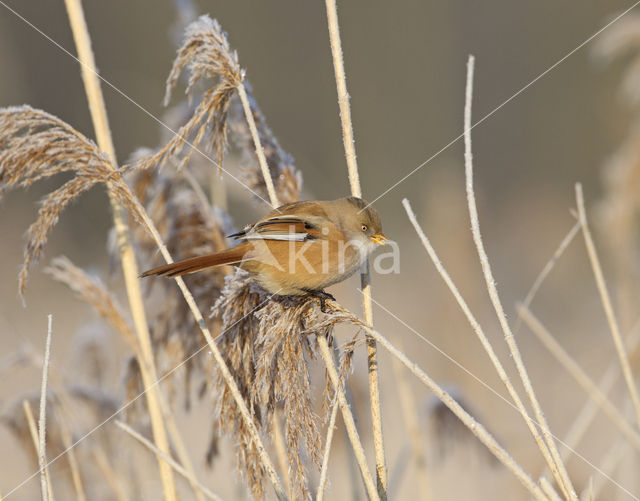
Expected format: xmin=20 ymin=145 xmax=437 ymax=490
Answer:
xmin=1 ymin=4 xmax=640 ymax=501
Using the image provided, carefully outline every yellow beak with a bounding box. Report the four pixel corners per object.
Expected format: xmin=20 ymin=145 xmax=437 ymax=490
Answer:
xmin=371 ymin=233 xmax=387 ymax=245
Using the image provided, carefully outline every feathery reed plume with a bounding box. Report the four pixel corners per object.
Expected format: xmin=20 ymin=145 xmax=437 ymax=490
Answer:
xmin=229 ymin=83 xmax=302 ymax=205
xmin=0 ymin=106 xmax=143 ymax=298
xmin=132 ymin=15 xmax=242 ymax=173
xmin=123 ymin=12 xmax=301 ymax=408
xmin=45 ymin=256 xmax=137 ymax=351
xmin=210 ymin=270 xmax=338 ymax=500
xmin=126 ymin=165 xmax=229 ymax=407
xmin=63 ymin=1 xmax=179 ymax=495
xmin=122 ymin=14 xmax=303 ymax=408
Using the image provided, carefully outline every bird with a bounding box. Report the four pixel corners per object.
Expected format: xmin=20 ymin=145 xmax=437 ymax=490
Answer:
xmin=140 ymin=197 xmax=387 ymax=306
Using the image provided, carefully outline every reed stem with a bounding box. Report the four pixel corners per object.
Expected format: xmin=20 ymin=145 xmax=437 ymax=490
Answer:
xmin=324 ymin=1 xmax=387 ymax=496
xmin=63 ymin=1 xmax=178 ymax=499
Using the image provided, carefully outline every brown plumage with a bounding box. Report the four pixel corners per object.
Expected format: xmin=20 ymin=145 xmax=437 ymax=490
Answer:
xmin=140 ymin=248 xmax=246 ymax=278
xmin=141 ymin=197 xmax=386 ymax=297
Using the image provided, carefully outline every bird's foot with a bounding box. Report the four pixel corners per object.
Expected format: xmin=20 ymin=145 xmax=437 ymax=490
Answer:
xmin=303 ymin=289 xmax=336 ymax=313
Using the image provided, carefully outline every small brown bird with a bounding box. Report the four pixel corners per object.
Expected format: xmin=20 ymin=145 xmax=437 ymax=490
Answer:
xmin=141 ymin=197 xmax=386 ymax=303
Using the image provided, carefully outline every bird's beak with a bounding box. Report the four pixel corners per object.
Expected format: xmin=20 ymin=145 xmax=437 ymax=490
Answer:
xmin=370 ymin=233 xmax=387 ymax=246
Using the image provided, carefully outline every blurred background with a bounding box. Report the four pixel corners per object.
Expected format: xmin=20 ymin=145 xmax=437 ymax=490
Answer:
xmin=1 ymin=1 xmax=640 ymax=499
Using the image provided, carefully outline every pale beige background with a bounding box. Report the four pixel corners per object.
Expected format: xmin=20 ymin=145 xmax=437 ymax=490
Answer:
xmin=0 ymin=1 xmax=637 ymax=500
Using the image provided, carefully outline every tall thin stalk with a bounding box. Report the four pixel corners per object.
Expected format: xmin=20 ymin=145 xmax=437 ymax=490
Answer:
xmin=237 ymin=84 xmax=279 ymax=208
xmin=272 ymin=412 xmax=292 ymax=499
xmin=391 ymin=354 xmax=430 ymax=501
xmin=575 ymin=183 xmax=640 ymax=428
xmin=92 ymin=447 xmax=130 ymax=501
xmin=402 ymin=197 xmax=564 ymax=492
xmin=62 ymin=1 xmax=178 ymax=499
xmin=326 ymin=304 xmax=549 ymax=501
xmin=323 ymin=1 xmax=387 ymax=497
xmin=463 ymin=55 xmax=575 ymax=500
xmin=316 ymin=335 xmax=380 ymax=501
xmin=519 ymin=306 xmax=640 ymax=452
xmin=115 ymin=421 xmax=223 ymax=501
xmin=513 ymin=220 xmax=582 ymax=336
xmin=316 ymin=394 xmax=340 ymax=501
xmin=37 ymin=315 xmax=53 ymax=501
xmin=561 ymin=323 xmax=640 ymax=463
xmin=55 ymin=407 xmax=87 ymax=501
xmin=23 ymin=401 xmax=55 ymax=501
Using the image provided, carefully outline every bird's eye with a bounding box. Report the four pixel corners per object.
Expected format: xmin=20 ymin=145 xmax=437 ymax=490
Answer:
xmin=361 ymin=224 xmax=368 ymax=232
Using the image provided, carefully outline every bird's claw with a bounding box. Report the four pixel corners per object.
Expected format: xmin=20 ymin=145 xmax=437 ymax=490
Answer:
xmin=304 ymin=289 xmax=335 ymax=313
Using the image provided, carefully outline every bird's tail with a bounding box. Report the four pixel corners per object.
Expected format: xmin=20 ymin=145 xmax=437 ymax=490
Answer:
xmin=140 ymin=246 xmax=246 ymax=278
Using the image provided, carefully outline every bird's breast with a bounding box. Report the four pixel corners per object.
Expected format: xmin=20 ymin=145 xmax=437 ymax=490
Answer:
xmin=240 ymin=234 xmax=364 ymax=294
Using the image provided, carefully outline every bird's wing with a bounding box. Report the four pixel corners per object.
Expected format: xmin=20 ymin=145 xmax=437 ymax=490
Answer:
xmin=229 ymin=215 xmax=320 ymax=242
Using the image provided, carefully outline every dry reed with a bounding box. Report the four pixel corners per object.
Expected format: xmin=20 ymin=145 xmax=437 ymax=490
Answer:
xmin=561 ymin=323 xmax=640 ymax=464
xmin=316 ymin=392 xmax=340 ymax=501
xmin=317 ymin=301 xmax=549 ymax=501
xmin=1 ymin=394 xmax=63 ymax=473
xmin=575 ymin=183 xmax=640 ymax=428
xmin=0 ymin=107 xmax=143 ymax=299
xmin=323 ymin=1 xmax=387 ymax=497
xmin=519 ymin=306 xmax=640 ymax=452
xmin=402 ymin=195 xmax=566 ymax=495
xmin=229 ymin=83 xmax=301 ymax=205
xmin=135 ymin=15 xmax=242 ymax=174
xmin=115 ymin=421 xmax=223 ymax=501
xmin=37 ymin=315 xmax=53 ymax=501
xmin=53 ymin=406 xmax=86 ymax=501
xmin=463 ymin=56 xmax=575 ymax=499
xmin=6 ymin=3 xmax=639 ymax=501
xmin=126 ymin=165 xmax=227 ymax=407
xmin=22 ymin=401 xmax=55 ymax=501
xmin=45 ymin=257 xmax=137 ymax=352
xmin=63 ymin=1 xmax=179 ymax=496
xmin=209 ymin=271 xmax=363 ymax=500
xmin=391 ymin=354 xmax=430 ymax=500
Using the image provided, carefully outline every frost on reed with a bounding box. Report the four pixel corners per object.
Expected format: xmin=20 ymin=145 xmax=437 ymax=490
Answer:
xmin=121 ymin=12 xmax=305 ymax=418
xmin=129 ymin=13 xmax=302 ymax=204
xmin=0 ymin=12 xmax=359 ymax=500
xmin=132 ymin=15 xmax=242 ymax=172
xmin=45 ymin=256 xmax=137 ymax=351
xmin=127 ymin=165 xmax=229 ymax=409
xmin=125 ymin=14 xmax=325 ymax=499
xmin=208 ymin=271 xmax=343 ymax=500
xmin=0 ymin=107 xmax=143 ymax=299
xmin=1 ymin=377 xmax=131 ymax=499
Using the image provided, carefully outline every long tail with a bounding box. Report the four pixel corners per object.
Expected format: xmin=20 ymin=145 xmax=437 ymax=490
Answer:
xmin=140 ymin=246 xmax=246 ymax=278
